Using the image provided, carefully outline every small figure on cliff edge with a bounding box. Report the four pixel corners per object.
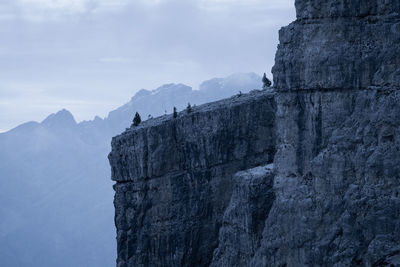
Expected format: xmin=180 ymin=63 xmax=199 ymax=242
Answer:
xmin=173 ymin=107 xmax=178 ymax=118
xmin=133 ymin=112 xmax=141 ymax=126
xmin=186 ymin=103 xmax=192 ymax=113
xmin=262 ymin=73 xmax=272 ymax=89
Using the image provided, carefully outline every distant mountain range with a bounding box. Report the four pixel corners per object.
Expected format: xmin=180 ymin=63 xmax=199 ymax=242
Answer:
xmin=0 ymin=73 xmax=262 ymax=267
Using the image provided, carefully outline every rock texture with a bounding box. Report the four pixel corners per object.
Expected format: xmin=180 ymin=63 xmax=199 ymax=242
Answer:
xmin=110 ymin=0 xmax=400 ymax=266
xmin=211 ymin=164 xmax=275 ymax=267
xmin=274 ymin=0 xmax=400 ymax=91
xmin=109 ymin=90 xmax=276 ymax=266
xmin=252 ymin=89 xmax=400 ymax=267
xmin=258 ymin=0 xmax=400 ymax=266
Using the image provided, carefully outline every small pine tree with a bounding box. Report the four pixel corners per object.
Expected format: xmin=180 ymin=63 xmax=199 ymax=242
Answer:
xmin=173 ymin=107 xmax=178 ymax=118
xmin=186 ymin=103 xmax=192 ymax=113
xmin=133 ymin=112 xmax=141 ymax=126
xmin=262 ymin=73 xmax=272 ymax=89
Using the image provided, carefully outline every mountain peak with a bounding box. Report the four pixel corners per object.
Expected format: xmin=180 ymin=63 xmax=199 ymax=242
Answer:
xmin=153 ymin=83 xmax=192 ymax=94
xmin=132 ymin=89 xmax=151 ymax=99
xmin=199 ymin=72 xmax=262 ymax=94
xmin=41 ymin=109 xmax=76 ymax=129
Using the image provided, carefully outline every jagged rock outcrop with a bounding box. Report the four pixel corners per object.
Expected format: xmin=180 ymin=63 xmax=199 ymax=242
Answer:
xmin=110 ymin=0 xmax=400 ymax=266
xmin=109 ymin=91 xmax=276 ymax=266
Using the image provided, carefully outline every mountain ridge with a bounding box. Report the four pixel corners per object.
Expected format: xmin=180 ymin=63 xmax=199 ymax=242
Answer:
xmin=0 ymin=72 xmax=263 ymax=267
xmin=1 ymin=72 xmax=262 ymax=136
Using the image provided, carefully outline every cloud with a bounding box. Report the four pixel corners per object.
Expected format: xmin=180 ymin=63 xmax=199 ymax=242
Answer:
xmin=18 ymin=0 xmax=92 ymax=12
xmin=0 ymin=0 xmax=295 ymax=27
xmin=99 ymin=57 xmax=130 ymax=63
xmin=0 ymin=0 xmax=296 ymax=131
xmin=1 ymin=0 xmax=294 ymax=21
xmin=198 ymin=0 xmax=293 ymax=14
xmin=17 ymin=0 xmax=133 ymax=11
xmin=0 ymin=0 xmax=133 ymax=21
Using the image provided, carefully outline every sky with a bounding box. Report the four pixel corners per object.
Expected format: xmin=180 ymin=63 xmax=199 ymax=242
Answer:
xmin=0 ymin=0 xmax=295 ymax=132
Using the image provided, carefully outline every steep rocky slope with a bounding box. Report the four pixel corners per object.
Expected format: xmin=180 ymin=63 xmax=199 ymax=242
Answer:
xmin=109 ymin=0 xmax=400 ymax=266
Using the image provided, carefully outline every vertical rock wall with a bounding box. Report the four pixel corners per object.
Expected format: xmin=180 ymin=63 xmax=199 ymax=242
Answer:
xmin=252 ymin=0 xmax=400 ymax=265
xmin=109 ymin=91 xmax=276 ymax=266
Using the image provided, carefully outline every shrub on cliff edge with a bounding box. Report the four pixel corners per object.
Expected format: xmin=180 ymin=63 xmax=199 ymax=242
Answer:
xmin=133 ymin=112 xmax=141 ymax=126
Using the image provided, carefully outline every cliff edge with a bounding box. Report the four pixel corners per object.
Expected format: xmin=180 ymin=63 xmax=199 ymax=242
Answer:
xmin=109 ymin=90 xmax=276 ymax=266
xmin=109 ymin=0 xmax=400 ymax=266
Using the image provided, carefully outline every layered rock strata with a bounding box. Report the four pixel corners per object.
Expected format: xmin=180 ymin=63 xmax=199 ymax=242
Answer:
xmin=109 ymin=90 xmax=276 ymax=266
xmin=110 ymin=0 xmax=400 ymax=266
xmin=256 ymin=0 xmax=400 ymax=265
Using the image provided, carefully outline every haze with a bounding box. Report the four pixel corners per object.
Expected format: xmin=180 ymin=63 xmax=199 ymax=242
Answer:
xmin=0 ymin=0 xmax=294 ymax=132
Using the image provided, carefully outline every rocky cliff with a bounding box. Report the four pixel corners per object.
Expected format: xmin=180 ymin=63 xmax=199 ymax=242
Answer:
xmin=109 ymin=91 xmax=276 ymax=266
xmin=262 ymin=0 xmax=400 ymax=265
xmin=109 ymin=0 xmax=400 ymax=266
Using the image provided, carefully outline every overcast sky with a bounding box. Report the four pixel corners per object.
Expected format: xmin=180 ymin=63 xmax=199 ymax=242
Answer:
xmin=0 ymin=0 xmax=295 ymax=132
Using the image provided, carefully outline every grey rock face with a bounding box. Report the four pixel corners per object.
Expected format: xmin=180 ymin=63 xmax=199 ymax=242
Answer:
xmin=295 ymin=0 xmax=400 ymax=19
xmin=211 ymin=164 xmax=275 ymax=267
xmin=252 ymin=90 xmax=400 ymax=266
xmin=110 ymin=90 xmax=276 ymax=183
xmin=110 ymin=0 xmax=400 ymax=266
xmin=259 ymin=0 xmax=400 ymax=265
xmin=273 ymin=0 xmax=400 ymax=91
xmin=109 ymin=90 xmax=276 ymax=266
